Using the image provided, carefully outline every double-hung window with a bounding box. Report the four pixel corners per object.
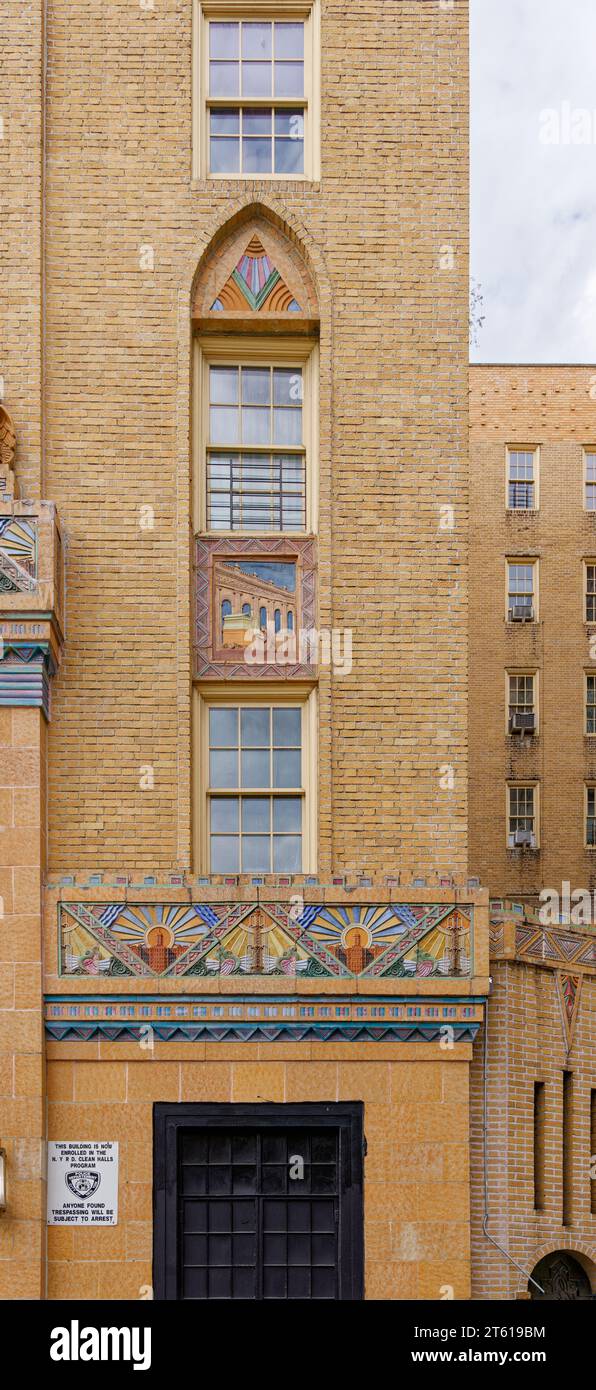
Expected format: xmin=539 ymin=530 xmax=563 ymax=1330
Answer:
xmin=586 ymin=563 xmax=596 ymax=622
xmin=587 ymin=675 xmax=596 ymax=734
xmin=207 ymin=704 xmax=305 ymax=873
xmin=207 ymin=362 xmax=306 ymax=531
xmin=198 ymin=6 xmax=320 ymax=180
xmin=584 ymin=451 xmax=596 ymax=510
xmin=507 ymin=561 xmax=536 ymax=620
xmin=507 ymin=449 xmax=537 ymax=509
xmin=508 ymin=674 xmax=536 ymax=733
xmin=586 ymin=787 xmax=596 ymax=847
xmin=508 ymin=785 xmax=537 ymax=848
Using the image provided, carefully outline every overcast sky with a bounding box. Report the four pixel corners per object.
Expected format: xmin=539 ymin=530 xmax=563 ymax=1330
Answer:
xmin=471 ymin=0 xmax=596 ymax=362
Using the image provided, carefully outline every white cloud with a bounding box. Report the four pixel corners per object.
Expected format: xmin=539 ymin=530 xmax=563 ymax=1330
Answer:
xmin=471 ymin=0 xmax=596 ymax=361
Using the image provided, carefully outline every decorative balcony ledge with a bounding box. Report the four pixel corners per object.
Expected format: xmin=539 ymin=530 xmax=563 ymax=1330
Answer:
xmin=0 ymin=499 xmax=65 ymax=716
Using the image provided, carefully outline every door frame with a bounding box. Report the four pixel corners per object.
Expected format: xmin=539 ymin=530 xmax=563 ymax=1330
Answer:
xmin=153 ymin=1101 xmax=364 ymax=1301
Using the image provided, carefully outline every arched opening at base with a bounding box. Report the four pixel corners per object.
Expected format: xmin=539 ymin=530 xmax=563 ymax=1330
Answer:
xmin=529 ymin=1251 xmax=594 ymax=1300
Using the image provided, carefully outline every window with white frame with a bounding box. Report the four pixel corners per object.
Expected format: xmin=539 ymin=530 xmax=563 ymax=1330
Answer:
xmin=508 ymin=785 xmax=536 ymax=847
xmin=206 ymin=363 xmax=306 ymax=531
xmin=585 ymin=451 xmax=596 ymax=510
xmin=508 ymin=674 xmax=535 ymax=731
xmin=507 ymin=561 xmax=536 ymax=620
xmin=586 ymin=563 xmax=596 ymax=622
xmin=587 ymin=786 xmax=596 ymax=846
xmin=201 ymin=8 xmax=319 ymax=179
xmin=587 ymin=675 xmax=596 ymax=734
xmin=507 ymin=449 xmax=536 ymax=509
xmin=208 ymin=704 xmax=304 ymax=872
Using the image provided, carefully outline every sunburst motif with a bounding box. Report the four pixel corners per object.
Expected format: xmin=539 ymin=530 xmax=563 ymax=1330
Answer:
xmin=210 ymin=235 xmax=302 ymax=313
xmin=0 ymin=516 xmax=37 ymax=590
xmin=97 ymin=902 xmax=217 ymax=944
xmin=59 ymin=901 xmax=472 ymax=980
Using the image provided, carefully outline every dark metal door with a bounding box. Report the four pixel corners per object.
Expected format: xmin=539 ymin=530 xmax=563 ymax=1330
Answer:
xmin=153 ymin=1103 xmax=364 ymax=1300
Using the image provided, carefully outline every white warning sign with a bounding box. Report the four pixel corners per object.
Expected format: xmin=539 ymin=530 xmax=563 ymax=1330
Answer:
xmin=47 ymin=1142 xmax=119 ymax=1226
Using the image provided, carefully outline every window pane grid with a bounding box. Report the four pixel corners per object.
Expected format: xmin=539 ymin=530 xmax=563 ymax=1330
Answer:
xmin=508 ymin=451 xmax=535 ymax=509
xmin=206 ymin=20 xmax=310 ymax=177
xmin=209 ymin=21 xmax=305 ymax=101
xmin=588 ymin=788 xmax=596 ymax=845
xmin=586 ymin=454 xmax=596 ymax=510
xmin=508 ymin=787 xmax=535 ymax=846
xmin=210 ymin=367 xmax=303 ymax=447
xmin=208 ymin=706 xmax=303 ymax=873
xmin=508 ymin=563 xmax=535 ymax=612
xmin=587 ymin=677 xmax=596 ymax=733
xmin=208 ymin=454 xmax=306 ymax=531
xmin=587 ymin=565 xmax=596 ymax=621
xmin=208 ymin=367 xmax=306 ymax=531
xmin=209 ymin=107 xmax=305 ymax=176
xmin=509 ymin=676 xmax=534 ymax=716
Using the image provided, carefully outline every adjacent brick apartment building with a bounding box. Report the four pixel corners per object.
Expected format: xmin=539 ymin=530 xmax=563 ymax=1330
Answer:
xmin=0 ymin=1 xmax=593 ymax=1301
xmin=468 ymin=366 xmax=596 ymax=1298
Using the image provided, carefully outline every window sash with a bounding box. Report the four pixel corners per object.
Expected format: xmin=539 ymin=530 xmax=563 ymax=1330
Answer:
xmin=509 ymin=676 xmax=534 ymax=715
xmin=507 ymin=451 xmax=535 ymax=510
xmin=209 ymin=366 xmax=304 ymax=450
xmin=508 ymin=479 xmax=534 ymax=509
xmin=586 ymin=454 xmax=596 ymax=509
xmin=588 ymin=677 xmax=596 ymax=733
xmin=206 ymin=363 xmax=308 ymax=533
xmin=209 ymin=106 xmax=305 ymax=176
xmin=207 ymin=704 xmax=305 ymax=873
xmin=508 ymin=787 xmax=535 ymax=844
xmin=587 ymin=566 xmax=596 ymax=621
xmin=508 ymin=564 xmax=535 ymax=611
xmin=209 ymin=794 xmax=304 ymax=873
xmin=207 ymin=452 xmax=306 ymax=531
xmin=208 ymin=20 xmax=305 ymax=102
xmin=587 ymin=788 xmax=596 ymax=845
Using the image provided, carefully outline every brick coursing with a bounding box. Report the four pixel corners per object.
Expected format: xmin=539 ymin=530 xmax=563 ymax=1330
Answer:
xmin=470 ymin=365 xmax=596 ymax=897
xmin=470 ymin=957 xmax=596 ymax=1298
xmin=26 ymin=0 xmax=470 ymax=876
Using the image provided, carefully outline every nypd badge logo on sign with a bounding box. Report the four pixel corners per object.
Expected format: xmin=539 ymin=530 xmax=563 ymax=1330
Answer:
xmin=47 ymin=1142 xmax=118 ymax=1225
xmin=65 ymin=1170 xmax=101 ymax=1199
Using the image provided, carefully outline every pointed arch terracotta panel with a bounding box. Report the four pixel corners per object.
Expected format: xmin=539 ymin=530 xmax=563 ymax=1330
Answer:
xmin=193 ymin=214 xmax=319 ymax=327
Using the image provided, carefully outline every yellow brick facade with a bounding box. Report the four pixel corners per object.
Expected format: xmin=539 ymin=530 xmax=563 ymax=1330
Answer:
xmin=1 ymin=1 xmax=594 ymax=1305
xmin=37 ymin=0 xmax=468 ymax=878
xmin=470 ymin=365 xmax=596 ymax=898
xmin=468 ymin=367 xmax=596 ymax=1298
xmin=470 ymin=917 xmax=596 ymax=1299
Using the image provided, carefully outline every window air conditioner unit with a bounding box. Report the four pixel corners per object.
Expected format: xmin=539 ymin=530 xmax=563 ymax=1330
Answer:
xmin=514 ymin=829 xmax=535 ymax=847
xmin=509 ymin=604 xmax=534 ymax=622
xmin=509 ymin=713 xmax=536 ymax=734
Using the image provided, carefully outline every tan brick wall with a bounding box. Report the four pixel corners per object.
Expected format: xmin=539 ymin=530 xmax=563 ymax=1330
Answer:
xmin=470 ymin=365 xmax=596 ymax=897
xmin=0 ymin=708 xmax=46 ymax=1300
xmin=46 ymin=1042 xmax=473 ymax=1301
xmin=470 ymin=957 xmax=596 ymax=1299
xmin=35 ymin=0 xmax=469 ymax=877
xmin=0 ymin=0 xmax=44 ymax=497
xmin=1 ymin=0 xmax=475 ymax=1304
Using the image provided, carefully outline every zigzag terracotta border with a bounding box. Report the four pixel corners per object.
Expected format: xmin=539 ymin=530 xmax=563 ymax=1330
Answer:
xmin=45 ymin=993 xmax=483 ymax=1044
